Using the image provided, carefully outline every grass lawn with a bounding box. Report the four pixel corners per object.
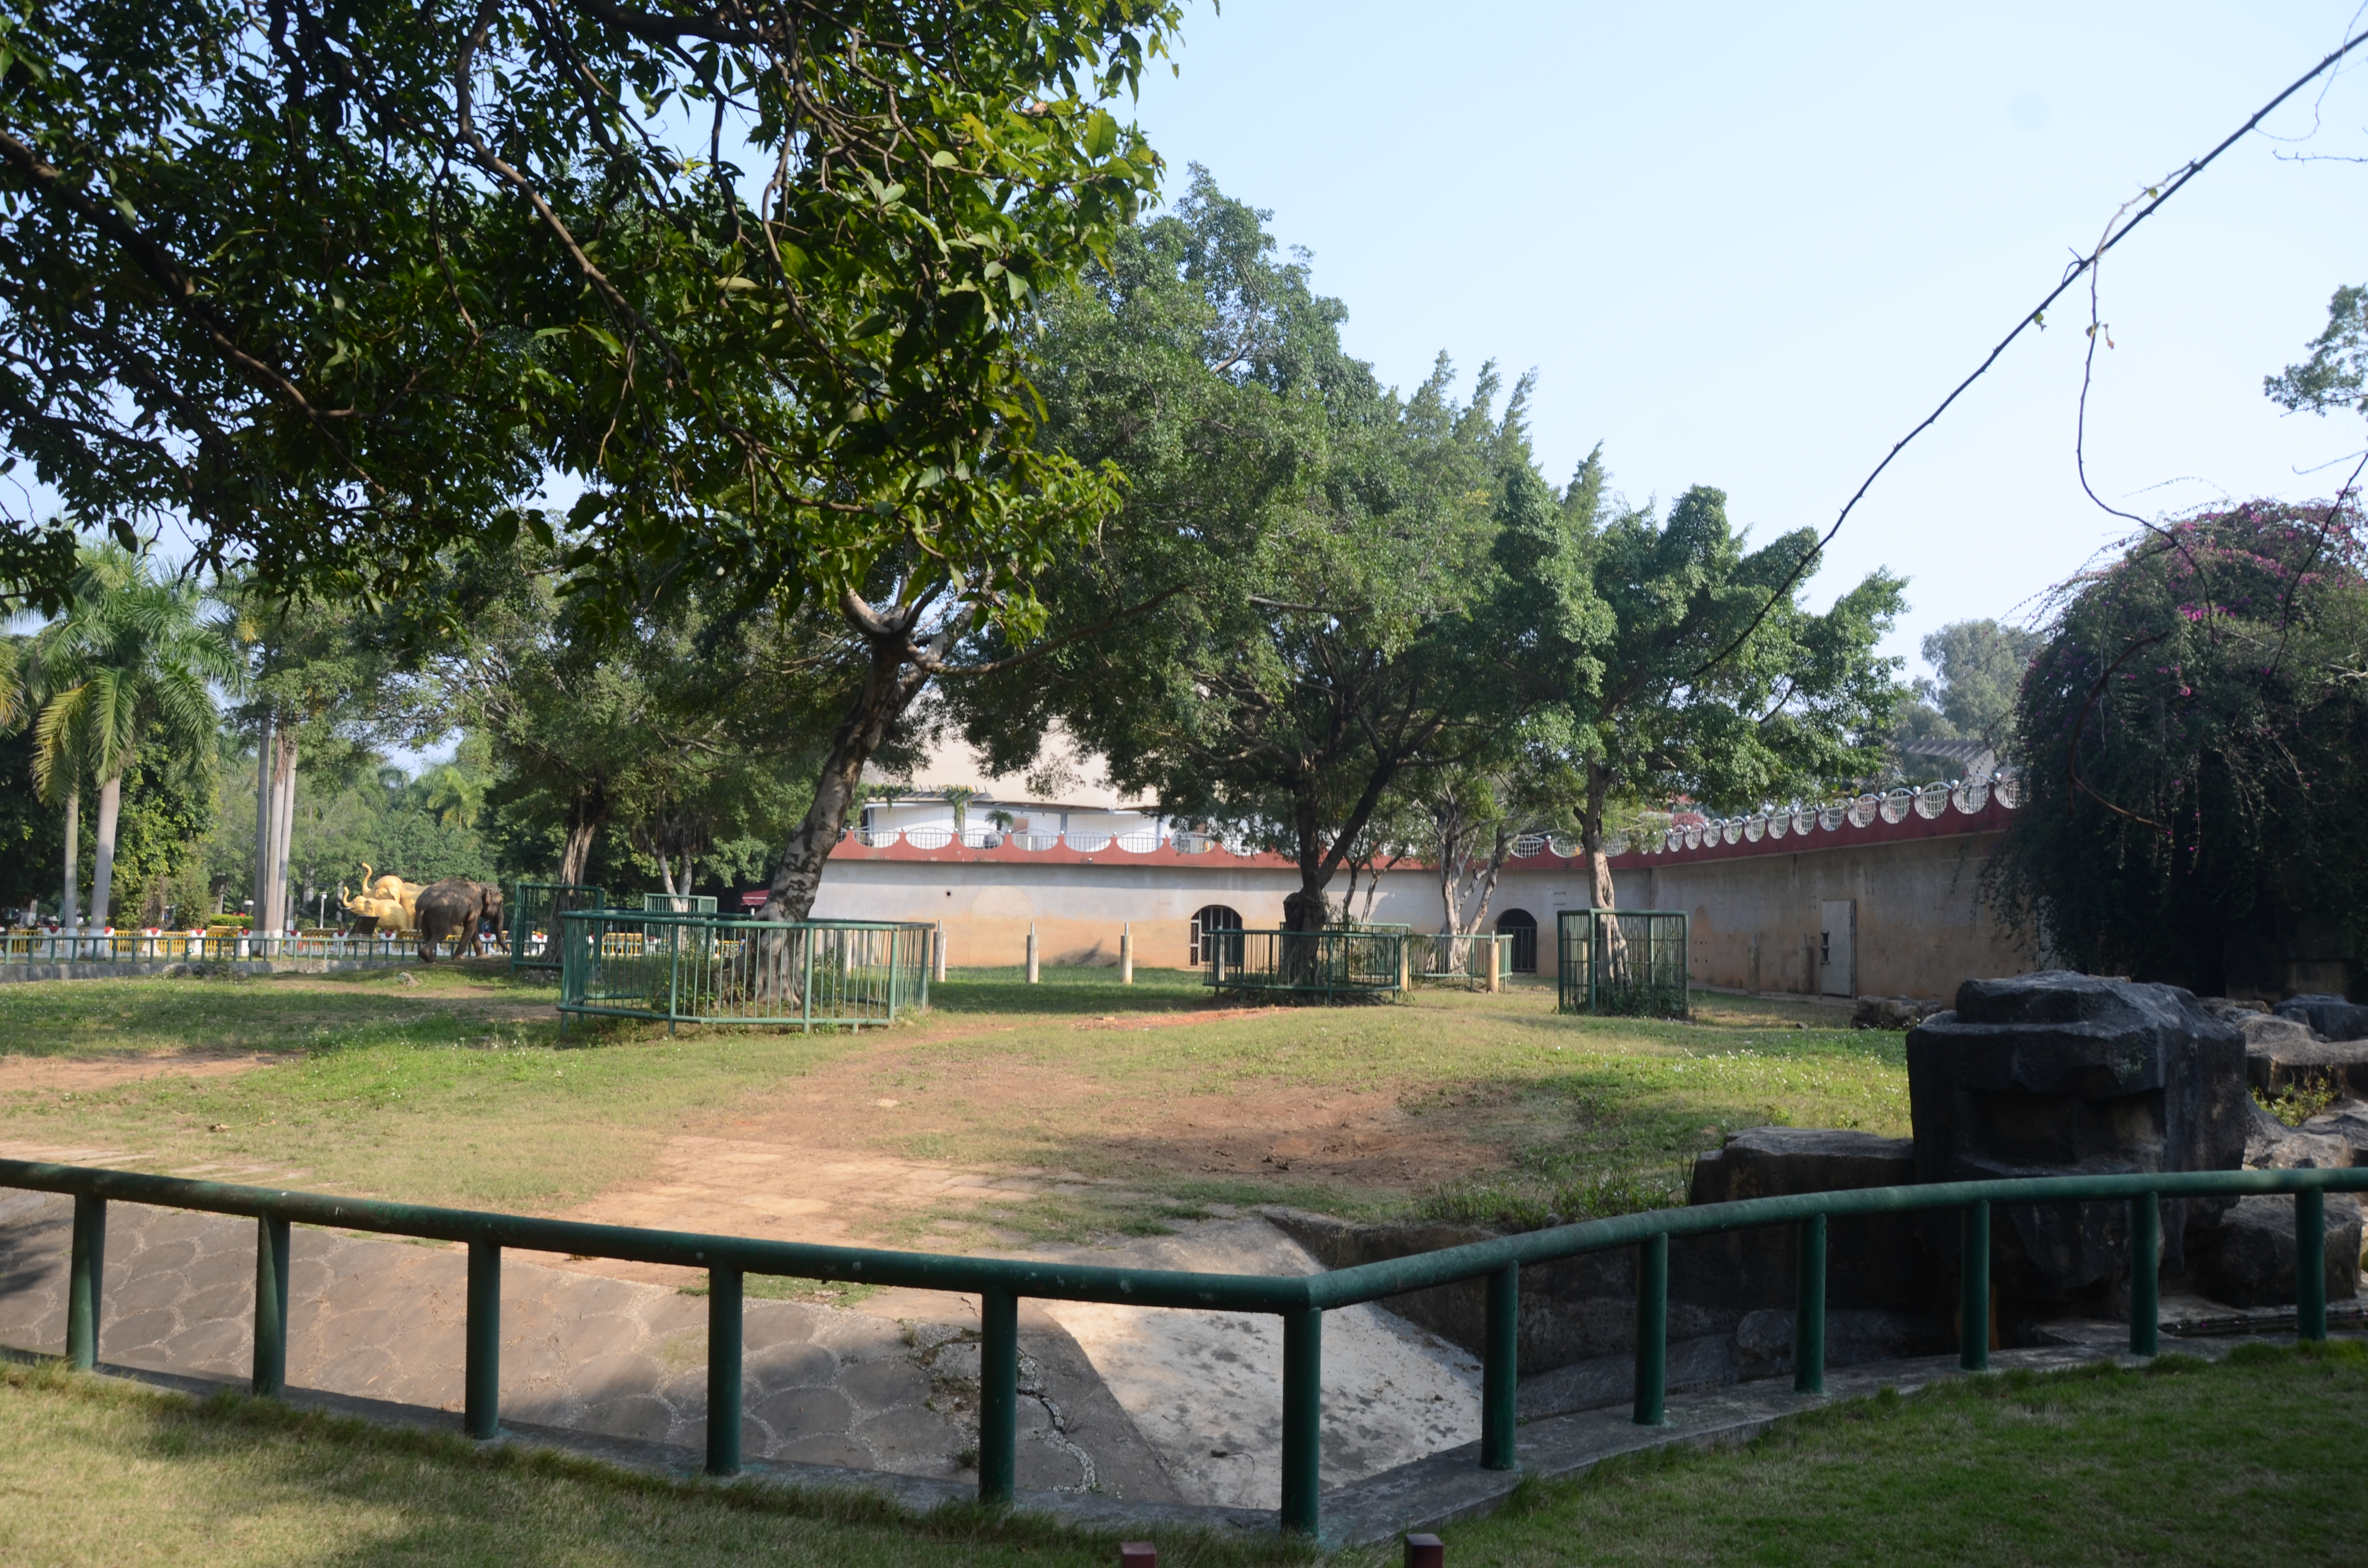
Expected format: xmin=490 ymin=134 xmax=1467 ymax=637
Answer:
xmin=1436 ymin=1343 xmax=2368 ymax=1567
xmin=3 ymin=1345 xmax=2361 ymax=1566
xmin=0 ymin=965 xmax=1903 ymax=1240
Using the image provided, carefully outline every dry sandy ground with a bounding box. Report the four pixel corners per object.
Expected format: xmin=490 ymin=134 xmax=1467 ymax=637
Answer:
xmin=546 ymin=1007 xmax=1501 ymax=1313
xmin=0 ymin=1052 xmax=274 ymax=1095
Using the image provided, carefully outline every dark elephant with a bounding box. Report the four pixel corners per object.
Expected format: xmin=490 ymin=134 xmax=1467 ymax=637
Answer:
xmin=415 ymin=879 xmax=505 ymax=962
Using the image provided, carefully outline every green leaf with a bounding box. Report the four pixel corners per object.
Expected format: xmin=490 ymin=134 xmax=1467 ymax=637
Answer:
xmin=1084 ymin=109 xmax=1119 ymax=159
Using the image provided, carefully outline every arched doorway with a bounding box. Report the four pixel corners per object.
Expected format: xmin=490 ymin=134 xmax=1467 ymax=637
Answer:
xmin=1495 ymin=907 xmax=1538 ymax=974
xmin=1191 ymin=905 xmax=1245 ymax=966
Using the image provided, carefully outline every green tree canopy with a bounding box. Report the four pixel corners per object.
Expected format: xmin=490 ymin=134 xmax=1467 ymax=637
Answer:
xmin=1989 ymin=499 xmax=2368 ymax=992
xmin=951 ymin=174 xmax=1520 ymax=930
xmin=1508 ymin=459 xmax=1907 ymax=907
xmin=2266 ymin=283 xmax=2368 ymax=422
xmin=0 ymin=0 xmax=1181 ymax=614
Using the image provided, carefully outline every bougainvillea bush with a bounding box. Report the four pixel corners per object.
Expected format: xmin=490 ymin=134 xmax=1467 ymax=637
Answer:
xmin=1990 ymin=499 xmax=2368 ymax=992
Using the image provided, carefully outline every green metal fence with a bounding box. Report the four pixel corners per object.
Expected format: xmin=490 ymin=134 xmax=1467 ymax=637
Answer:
xmin=1200 ymin=928 xmax=1407 ymax=1000
xmin=1408 ymin=932 xmax=1518 ymax=990
xmin=5 ymin=1154 xmax=2358 ymax=1539
xmin=509 ymin=882 xmax=605 ymax=973
xmin=556 ymin=909 xmax=932 ymax=1030
xmin=1555 ymin=908 xmax=1690 ymax=1016
xmin=641 ymin=893 xmax=718 ymax=914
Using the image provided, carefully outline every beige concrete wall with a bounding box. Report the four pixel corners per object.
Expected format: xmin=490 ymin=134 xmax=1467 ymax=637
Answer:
xmin=810 ymin=833 xmax=2036 ymax=996
xmin=1565 ymin=832 xmax=2033 ymax=1000
xmin=812 ymin=860 xmax=1305 ymax=968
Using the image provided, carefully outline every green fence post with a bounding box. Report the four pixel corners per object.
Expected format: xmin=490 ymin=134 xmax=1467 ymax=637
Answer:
xmin=1960 ymin=1200 xmax=1990 ymax=1372
xmin=252 ymin=1215 xmax=291 ymax=1396
xmin=978 ymin=1286 xmax=1018 ymax=1506
xmin=2296 ymin=1188 xmax=2328 ymax=1342
xmin=707 ymin=1264 xmax=743 ymax=1476
xmin=465 ymin=1241 xmax=500 ymax=1439
xmin=66 ymin=1194 xmax=105 ymax=1370
xmin=666 ymin=922 xmax=682 ymax=1035
xmin=2128 ymin=1193 xmax=2159 ymax=1357
xmin=1481 ymin=1261 xmax=1519 ymax=1470
xmin=1633 ymin=1232 xmax=1667 ymax=1425
xmin=1280 ymin=1307 xmax=1323 ymax=1535
xmin=1794 ymin=1212 xmax=1826 ymax=1395
xmin=801 ymin=928 xmax=814 ymax=1035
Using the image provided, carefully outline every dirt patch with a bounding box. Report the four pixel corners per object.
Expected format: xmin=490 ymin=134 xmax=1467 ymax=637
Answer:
xmin=550 ymin=1019 xmax=1508 ymax=1287
xmin=1069 ymin=1006 xmax=1285 ymax=1031
xmin=0 ymin=1052 xmax=281 ymax=1094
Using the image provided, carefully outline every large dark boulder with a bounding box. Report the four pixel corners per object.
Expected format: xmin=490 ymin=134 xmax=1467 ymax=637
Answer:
xmin=1678 ymin=1127 xmax=1930 ymax=1316
xmin=1906 ymin=971 xmax=2248 ymax=1317
xmin=2186 ymin=1194 xmax=2362 ymax=1309
xmin=2275 ymin=994 xmax=2368 ymax=1043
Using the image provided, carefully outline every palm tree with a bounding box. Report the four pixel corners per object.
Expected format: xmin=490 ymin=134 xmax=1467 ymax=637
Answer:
xmin=415 ymin=761 xmax=485 ymax=831
xmin=18 ymin=544 xmax=242 ymax=931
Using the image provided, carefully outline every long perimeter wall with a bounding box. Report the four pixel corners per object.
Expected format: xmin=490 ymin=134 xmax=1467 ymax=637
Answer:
xmin=810 ymin=794 xmax=2039 ymax=999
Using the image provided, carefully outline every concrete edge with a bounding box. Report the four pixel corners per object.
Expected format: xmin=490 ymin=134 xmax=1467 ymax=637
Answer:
xmin=14 ymin=1324 xmax=2356 ymax=1551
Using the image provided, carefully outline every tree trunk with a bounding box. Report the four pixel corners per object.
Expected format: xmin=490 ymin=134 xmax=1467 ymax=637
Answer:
xmin=1578 ymin=762 xmax=1629 ymax=989
xmin=559 ymin=781 xmax=607 ymax=886
xmin=252 ymin=715 xmax=275 ymax=929
xmin=60 ymin=788 xmax=80 ymax=934
xmin=89 ymin=773 xmax=122 ymax=930
xmin=268 ymin=730 xmax=298 ymax=933
xmin=760 ymin=634 xmax=933 ymax=922
xmin=1579 ymin=764 xmax=1618 ymax=912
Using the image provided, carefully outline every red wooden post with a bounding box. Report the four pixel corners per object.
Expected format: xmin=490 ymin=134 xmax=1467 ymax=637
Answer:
xmin=1406 ymin=1533 xmax=1445 ymax=1568
xmin=1118 ymin=1545 xmax=1157 ymax=1568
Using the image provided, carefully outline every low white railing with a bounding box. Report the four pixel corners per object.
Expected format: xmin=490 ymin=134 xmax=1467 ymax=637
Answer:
xmin=0 ymin=931 xmax=429 ymax=964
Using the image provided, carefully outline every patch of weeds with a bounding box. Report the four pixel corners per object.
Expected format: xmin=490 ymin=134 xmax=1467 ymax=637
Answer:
xmin=678 ymin=1272 xmax=884 ymax=1308
xmin=1423 ymin=1165 xmax=1691 ymax=1230
xmin=2256 ymin=1076 xmax=2341 ymax=1127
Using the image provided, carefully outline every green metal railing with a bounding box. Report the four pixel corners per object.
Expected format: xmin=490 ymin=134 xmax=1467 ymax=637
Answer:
xmin=641 ymin=893 xmax=718 ymax=914
xmin=4 ymin=1156 xmax=2358 ymax=1536
xmin=1201 ymin=928 xmax=1407 ymax=1000
xmin=1555 ymin=908 xmax=1690 ymax=1015
xmin=557 ymin=910 xmax=932 ymax=1030
xmin=509 ymin=882 xmax=605 ymax=973
xmin=1408 ymin=932 xmax=1518 ymax=990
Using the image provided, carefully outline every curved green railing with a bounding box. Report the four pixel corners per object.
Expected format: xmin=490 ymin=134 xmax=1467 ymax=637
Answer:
xmin=2 ymin=1156 xmax=2360 ymax=1537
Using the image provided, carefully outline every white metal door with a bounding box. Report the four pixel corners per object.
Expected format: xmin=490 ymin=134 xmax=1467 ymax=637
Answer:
xmin=1820 ymin=899 xmax=1856 ymax=997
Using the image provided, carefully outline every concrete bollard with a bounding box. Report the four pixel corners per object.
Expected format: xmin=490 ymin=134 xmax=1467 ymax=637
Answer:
xmin=1486 ymin=937 xmax=1501 ymax=994
xmin=1119 ymin=922 xmax=1134 ymax=984
xmin=1026 ymin=924 xmax=1039 ymax=984
xmin=1405 ymin=1533 xmax=1444 ymax=1568
xmin=933 ymin=921 xmax=947 ymax=983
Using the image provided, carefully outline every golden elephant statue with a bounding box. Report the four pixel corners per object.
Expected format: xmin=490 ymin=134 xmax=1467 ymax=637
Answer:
xmin=341 ymin=864 xmax=425 ymax=933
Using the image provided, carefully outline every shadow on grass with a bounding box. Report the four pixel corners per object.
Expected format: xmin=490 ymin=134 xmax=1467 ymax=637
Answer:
xmin=1 ymin=1360 xmax=1316 ymax=1568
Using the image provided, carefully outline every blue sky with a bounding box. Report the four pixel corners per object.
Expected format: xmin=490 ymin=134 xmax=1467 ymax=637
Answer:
xmin=1120 ymin=1 xmax=2368 ymax=674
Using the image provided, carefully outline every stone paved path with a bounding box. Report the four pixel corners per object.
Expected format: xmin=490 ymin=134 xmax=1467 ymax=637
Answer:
xmin=0 ymin=1190 xmax=1175 ymax=1499
xmin=0 ymin=1192 xmax=1484 ymax=1511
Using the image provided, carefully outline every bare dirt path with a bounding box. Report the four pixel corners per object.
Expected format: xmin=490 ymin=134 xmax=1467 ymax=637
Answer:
xmin=0 ymin=1052 xmax=276 ymax=1095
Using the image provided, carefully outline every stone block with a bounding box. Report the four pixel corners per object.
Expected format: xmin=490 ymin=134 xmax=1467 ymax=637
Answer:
xmin=1267 ymin=1210 xmax=1719 ymax=1373
xmin=2186 ymin=1194 xmax=2362 ymax=1309
xmin=2274 ymin=994 xmax=2368 ymax=1042
xmin=1677 ymin=1127 xmax=1928 ymax=1315
xmin=1906 ymin=971 xmax=2248 ymax=1312
xmin=2246 ymin=1034 xmax=2368 ymax=1100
